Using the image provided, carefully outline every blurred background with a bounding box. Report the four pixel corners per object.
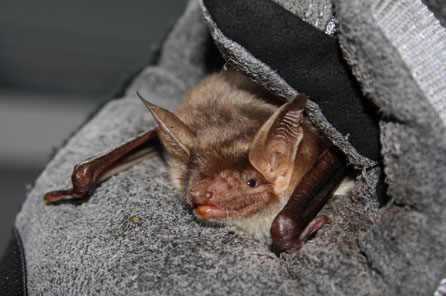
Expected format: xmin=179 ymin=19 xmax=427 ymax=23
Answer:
xmin=0 ymin=0 xmax=187 ymax=254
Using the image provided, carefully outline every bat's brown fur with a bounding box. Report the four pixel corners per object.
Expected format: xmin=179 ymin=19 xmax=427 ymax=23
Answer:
xmin=150 ymin=70 xmax=327 ymax=239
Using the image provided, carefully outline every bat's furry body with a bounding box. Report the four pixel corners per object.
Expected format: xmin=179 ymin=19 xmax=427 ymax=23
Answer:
xmin=145 ymin=70 xmax=328 ymax=239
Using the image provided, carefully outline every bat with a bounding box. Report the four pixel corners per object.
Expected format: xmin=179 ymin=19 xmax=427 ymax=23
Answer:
xmin=44 ymin=70 xmax=348 ymax=253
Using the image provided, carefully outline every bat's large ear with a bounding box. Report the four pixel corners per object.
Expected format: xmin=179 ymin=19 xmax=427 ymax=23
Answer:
xmin=249 ymin=94 xmax=307 ymax=193
xmin=137 ymin=92 xmax=194 ymax=161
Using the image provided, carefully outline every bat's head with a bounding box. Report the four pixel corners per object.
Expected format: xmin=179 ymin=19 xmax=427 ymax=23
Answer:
xmin=138 ymin=92 xmax=309 ymax=238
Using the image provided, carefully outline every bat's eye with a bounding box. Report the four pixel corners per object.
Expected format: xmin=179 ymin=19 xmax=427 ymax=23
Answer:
xmin=247 ymin=178 xmax=257 ymax=188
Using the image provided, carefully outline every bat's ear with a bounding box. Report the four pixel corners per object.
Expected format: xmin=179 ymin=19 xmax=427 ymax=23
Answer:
xmin=249 ymin=94 xmax=307 ymax=193
xmin=137 ymin=92 xmax=194 ymax=161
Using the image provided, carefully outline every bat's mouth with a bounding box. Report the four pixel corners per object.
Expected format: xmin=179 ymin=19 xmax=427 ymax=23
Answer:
xmin=193 ymin=202 xmax=255 ymax=220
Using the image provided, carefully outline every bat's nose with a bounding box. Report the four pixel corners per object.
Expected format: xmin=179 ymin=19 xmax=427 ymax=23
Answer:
xmin=190 ymin=189 xmax=213 ymax=202
xmin=190 ymin=179 xmax=214 ymax=204
xmin=190 ymin=177 xmax=231 ymax=205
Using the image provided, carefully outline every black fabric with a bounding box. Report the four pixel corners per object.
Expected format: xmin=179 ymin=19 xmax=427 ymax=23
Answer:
xmin=0 ymin=229 xmax=27 ymax=296
xmin=204 ymin=0 xmax=381 ymax=162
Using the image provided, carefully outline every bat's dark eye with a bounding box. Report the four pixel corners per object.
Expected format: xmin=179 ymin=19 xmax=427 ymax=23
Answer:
xmin=247 ymin=178 xmax=257 ymax=188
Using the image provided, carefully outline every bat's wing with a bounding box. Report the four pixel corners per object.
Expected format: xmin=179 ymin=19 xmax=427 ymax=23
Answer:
xmin=271 ymin=145 xmax=347 ymax=253
xmin=43 ymin=128 xmax=158 ymax=204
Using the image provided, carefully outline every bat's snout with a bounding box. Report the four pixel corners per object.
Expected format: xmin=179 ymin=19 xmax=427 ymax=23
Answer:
xmin=189 ymin=178 xmax=231 ymax=205
xmin=189 ymin=179 xmax=214 ymax=205
xmin=189 ymin=178 xmax=236 ymax=220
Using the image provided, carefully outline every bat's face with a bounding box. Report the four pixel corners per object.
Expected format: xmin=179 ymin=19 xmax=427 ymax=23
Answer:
xmin=185 ymin=153 xmax=276 ymax=221
xmin=138 ymin=92 xmax=308 ymax=237
xmin=190 ymin=174 xmax=273 ymax=220
xmin=182 ymin=153 xmax=288 ymax=238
